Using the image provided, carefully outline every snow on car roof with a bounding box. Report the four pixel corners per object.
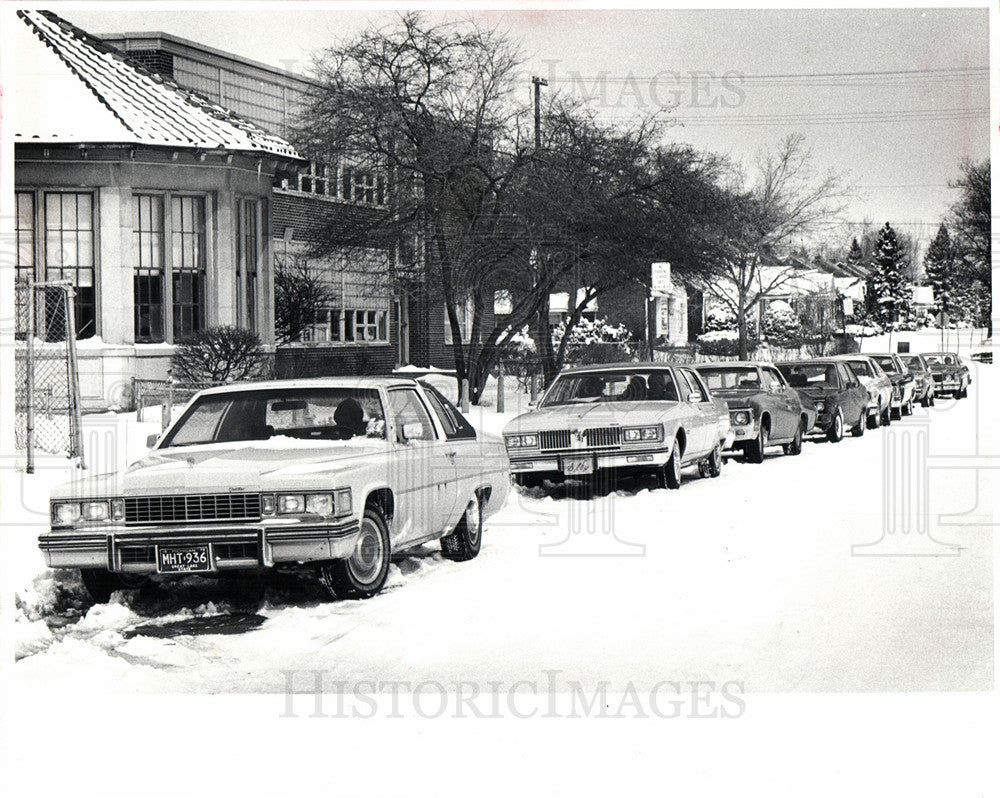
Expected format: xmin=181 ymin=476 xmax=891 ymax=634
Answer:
xmin=194 ymin=376 xmax=419 ymax=396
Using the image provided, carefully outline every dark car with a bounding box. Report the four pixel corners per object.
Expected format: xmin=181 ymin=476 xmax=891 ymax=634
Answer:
xmin=923 ymin=351 xmax=971 ymax=398
xmin=867 ymin=353 xmax=917 ymax=418
xmin=695 ymin=361 xmax=817 ymax=463
xmin=897 ymin=354 xmax=936 ymax=407
xmin=776 ymin=359 xmax=868 ymax=442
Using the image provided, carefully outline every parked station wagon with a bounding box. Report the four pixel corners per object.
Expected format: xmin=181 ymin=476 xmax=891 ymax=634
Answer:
xmin=695 ymin=361 xmax=817 ymax=461
xmin=776 ymin=359 xmax=868 ymax=441
xmin=503 ymin=363 xmax=733 ymax=490
xmin=42 ymin=378 xmax=510 ymax=602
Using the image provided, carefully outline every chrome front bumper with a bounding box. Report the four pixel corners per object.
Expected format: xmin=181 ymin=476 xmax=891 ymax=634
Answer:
xmin=509 ymin=446 xmax=671 ymax=475
xmin=39 ymin=518 xmax=361 ymax=573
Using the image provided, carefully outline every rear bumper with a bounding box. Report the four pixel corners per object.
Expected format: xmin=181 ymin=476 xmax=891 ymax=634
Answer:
xmin=38 ymin=519 xmax=361 ymax=573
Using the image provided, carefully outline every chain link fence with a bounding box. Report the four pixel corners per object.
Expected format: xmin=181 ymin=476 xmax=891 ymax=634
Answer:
xmin=15 ymin=281 xmax=85 ymax=472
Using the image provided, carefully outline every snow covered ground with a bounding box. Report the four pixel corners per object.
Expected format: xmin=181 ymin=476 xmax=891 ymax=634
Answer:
xmin=4 ymin=366 xmax=993 ymax=695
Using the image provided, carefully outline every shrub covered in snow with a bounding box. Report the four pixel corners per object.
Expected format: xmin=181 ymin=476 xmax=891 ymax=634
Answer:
xmin=761 ymin=304 xmax=803 ymax=346
xmin=554 ymin=317 xmax=635 ymax=364
xmin=696 ymin=329 xmax=759 ymax=357
xmin=703 ymin=306 xmax=738 ymax=333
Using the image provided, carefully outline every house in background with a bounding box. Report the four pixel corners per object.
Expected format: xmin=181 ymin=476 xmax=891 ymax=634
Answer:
xmin=101 ymin=28 xmax=407 ymax=378
xmin=11 ymin=10 xmax=303 ymax=408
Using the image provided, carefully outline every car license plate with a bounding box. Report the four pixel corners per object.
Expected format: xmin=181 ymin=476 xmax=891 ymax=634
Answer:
xmin=562 ymin=455 xmax=594 ymax=476
xmin=156 ymin=545 xmax=211 ymax=573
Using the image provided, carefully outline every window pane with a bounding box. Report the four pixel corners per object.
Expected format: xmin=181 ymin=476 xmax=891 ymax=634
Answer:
xmin=44 ymin=192 xmax=96 ymax=339
xmin=170 ymin=196 xmax=206 ymax=340
xmin=133 ymin=195 xmax=165 ymax=342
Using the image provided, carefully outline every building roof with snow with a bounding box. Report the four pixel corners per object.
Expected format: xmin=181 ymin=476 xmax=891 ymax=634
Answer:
xmin=11 ymin=10 xmax=301 ymax=160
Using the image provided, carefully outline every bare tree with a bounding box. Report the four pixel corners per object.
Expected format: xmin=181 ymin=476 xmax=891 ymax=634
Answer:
xmin=274 ymin=255 xmax=338 ymax=345
xmin=702 ymin=134 xmax=849 ymax=358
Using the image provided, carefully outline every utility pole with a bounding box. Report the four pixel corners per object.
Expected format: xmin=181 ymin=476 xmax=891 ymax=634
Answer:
xmin=531 ymin=76 xmax=548 ymax=150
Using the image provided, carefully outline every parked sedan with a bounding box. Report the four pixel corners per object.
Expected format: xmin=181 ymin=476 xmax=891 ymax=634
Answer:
xmin=503 ymin=363 xmax=733 ymax=490
xmin=42 ymin=378 xmax=510 ymax=602
xmin=923 ymin=351 xmax=971 ymax=398
xmin=831 ymin=355 xmax=894 ymax=428
xmin=897 ymin=354 xmax=936 ymax=407
xmin=695 ymin=361 xmax=817 ymax=462
xmin=776 ymin=359 xmax=868 ymax=441
xmin=867 ymin=353 xmax=917 ymax=418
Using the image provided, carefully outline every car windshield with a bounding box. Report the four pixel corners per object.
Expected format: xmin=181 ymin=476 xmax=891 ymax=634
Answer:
xmin=541 ymin=369 xmax=679 ymax=406
xmin=844 ymin=360 xmax=873 ymax=378
xmin=778 ymin=363 xmax=839 ymax=388
xmin=697 ymin=367 xmax=761 ymax=391
xmin=899 ymin=355 xmax=923 ymax=371
xmin=924 ymin=354 xmax=956 ymax=365
xmin=871 ymin=355 xmax=900 ymax=373
xmin=161 ymin=388 xmax=387 ymax=447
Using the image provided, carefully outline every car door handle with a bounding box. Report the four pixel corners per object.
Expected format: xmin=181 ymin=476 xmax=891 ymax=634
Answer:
xmin=446 ymin=450 xmax=457 ymax=458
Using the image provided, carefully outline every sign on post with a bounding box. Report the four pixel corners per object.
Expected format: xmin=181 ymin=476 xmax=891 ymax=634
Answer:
xmin=651 ymin=262 xmax=672 ymax=296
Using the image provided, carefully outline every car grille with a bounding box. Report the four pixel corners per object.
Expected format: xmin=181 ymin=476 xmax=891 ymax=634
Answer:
xmin=538 ymin=427 xmax=622 ymax=451
xmin=932 ymin=374 xmax=945 ymax=382
xmin=584 ymin=427 xmax=622 ymax=448
xmin=539 ymin=430 xmax=572 ymax=450
xmin=124 ymin=494 xmax=262 ymax=525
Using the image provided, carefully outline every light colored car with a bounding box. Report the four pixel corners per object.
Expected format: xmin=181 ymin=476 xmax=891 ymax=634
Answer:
xmin=41 ymin=377 xmax=510 ymax=602
xmin=897 ymin=354 xmax=936 ymax=407
xmin=695 ymin=361 xmax=818 ymax=462
xmin=503 ymin=363 xmax=733 ymax=490
xmin=831 ymin=355 xmax=894 ymax=428
xmin=867 ymin=353 xmax=917 ymax=418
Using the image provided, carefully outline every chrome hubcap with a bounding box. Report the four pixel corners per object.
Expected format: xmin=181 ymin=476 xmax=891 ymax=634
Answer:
xmin=349 ymin=519 xmax=384 ymax=584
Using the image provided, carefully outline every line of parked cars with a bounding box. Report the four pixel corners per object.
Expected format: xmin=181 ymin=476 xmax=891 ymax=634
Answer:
xmin=41 ymin=350 xmax=972 ymax=603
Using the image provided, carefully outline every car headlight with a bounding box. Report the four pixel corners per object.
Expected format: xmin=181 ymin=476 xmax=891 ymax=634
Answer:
xmin=730 ymin=410 xmax=752 ymax=426
xmin=624 ymin=425 xmax=662 ymax=442
xmin=276 ymin=489 xmax=351 ymax=518
xmin=505 ymin=434 xmax=538 ymax=449
xmin=814 ymin=400 xmax=826 ymax=412
xmin=51 ymin=500 xmax=117 ymax=526
xmin=52 ymin=502 xmax=82 ymax=526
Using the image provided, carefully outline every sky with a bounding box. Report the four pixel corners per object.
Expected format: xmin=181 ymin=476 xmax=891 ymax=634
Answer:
xmin=59 ymin=4 xmax=992 ymax=256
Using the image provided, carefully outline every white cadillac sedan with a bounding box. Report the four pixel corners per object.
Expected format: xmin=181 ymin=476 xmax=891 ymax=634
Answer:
xmin=41 ymin=378 xmax=510 ymax=602
xmin=503 ymin=363 xmax=733 ymax=490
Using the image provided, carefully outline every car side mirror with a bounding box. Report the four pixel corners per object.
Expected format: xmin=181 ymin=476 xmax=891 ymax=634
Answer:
xmin=145 ymin=433 xmax=159 ymax=449
xmin=401 ymin=422 xmax=424 ymax=441
xmin=528 ymin=398 xmax=538 ymax=408
xmin=688 ymin=391 xmax=702 ymax=403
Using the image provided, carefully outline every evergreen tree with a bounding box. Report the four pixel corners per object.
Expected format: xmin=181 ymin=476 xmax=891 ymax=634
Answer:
xmin=866 ymin=222 xmax=910 ymax=326
xmin=846 ymin=237 xmax=864 ymax=273
xmin=922 ymin=224 xmax=954 ymax=322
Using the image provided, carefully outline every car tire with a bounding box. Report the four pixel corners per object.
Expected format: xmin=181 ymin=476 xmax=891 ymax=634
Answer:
xmin=784 ymin=420 xmax=804 ymax=455
xmin=882 ymin=404 xmax=892 ymax=426
xmin=902 ymin=399 xmax=912 ymax=416
xmin=890 ymin=404 xmax=901 ymax=421
xmin=850 ymin=410 xmax=866 ymax=437
xmin=708 ymin=443 xmax=723 ymax=478
xmin=79 ymin=569 xmax=148 ymax=603
xmin=661 ymin=439 xmax=682 ymax=489
xmin=929 ymin=393 xmax=936 ymax=406
xmin=826 ymin=409 xmax=844 ymax=443
xmin=959 ymin=386 xmax=968 ymax=399
xmin=441 ymin=494 xmax=483 ymax=562
xmin=921 ymin=393 xmax=931 ymax=408
xmin=744 ymin=423 xmax=767 ymax=464
xmin=867 ymin=405 xmax=880 ymax=430
xmin=319 ymin=506 xmax=391 ymax=600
